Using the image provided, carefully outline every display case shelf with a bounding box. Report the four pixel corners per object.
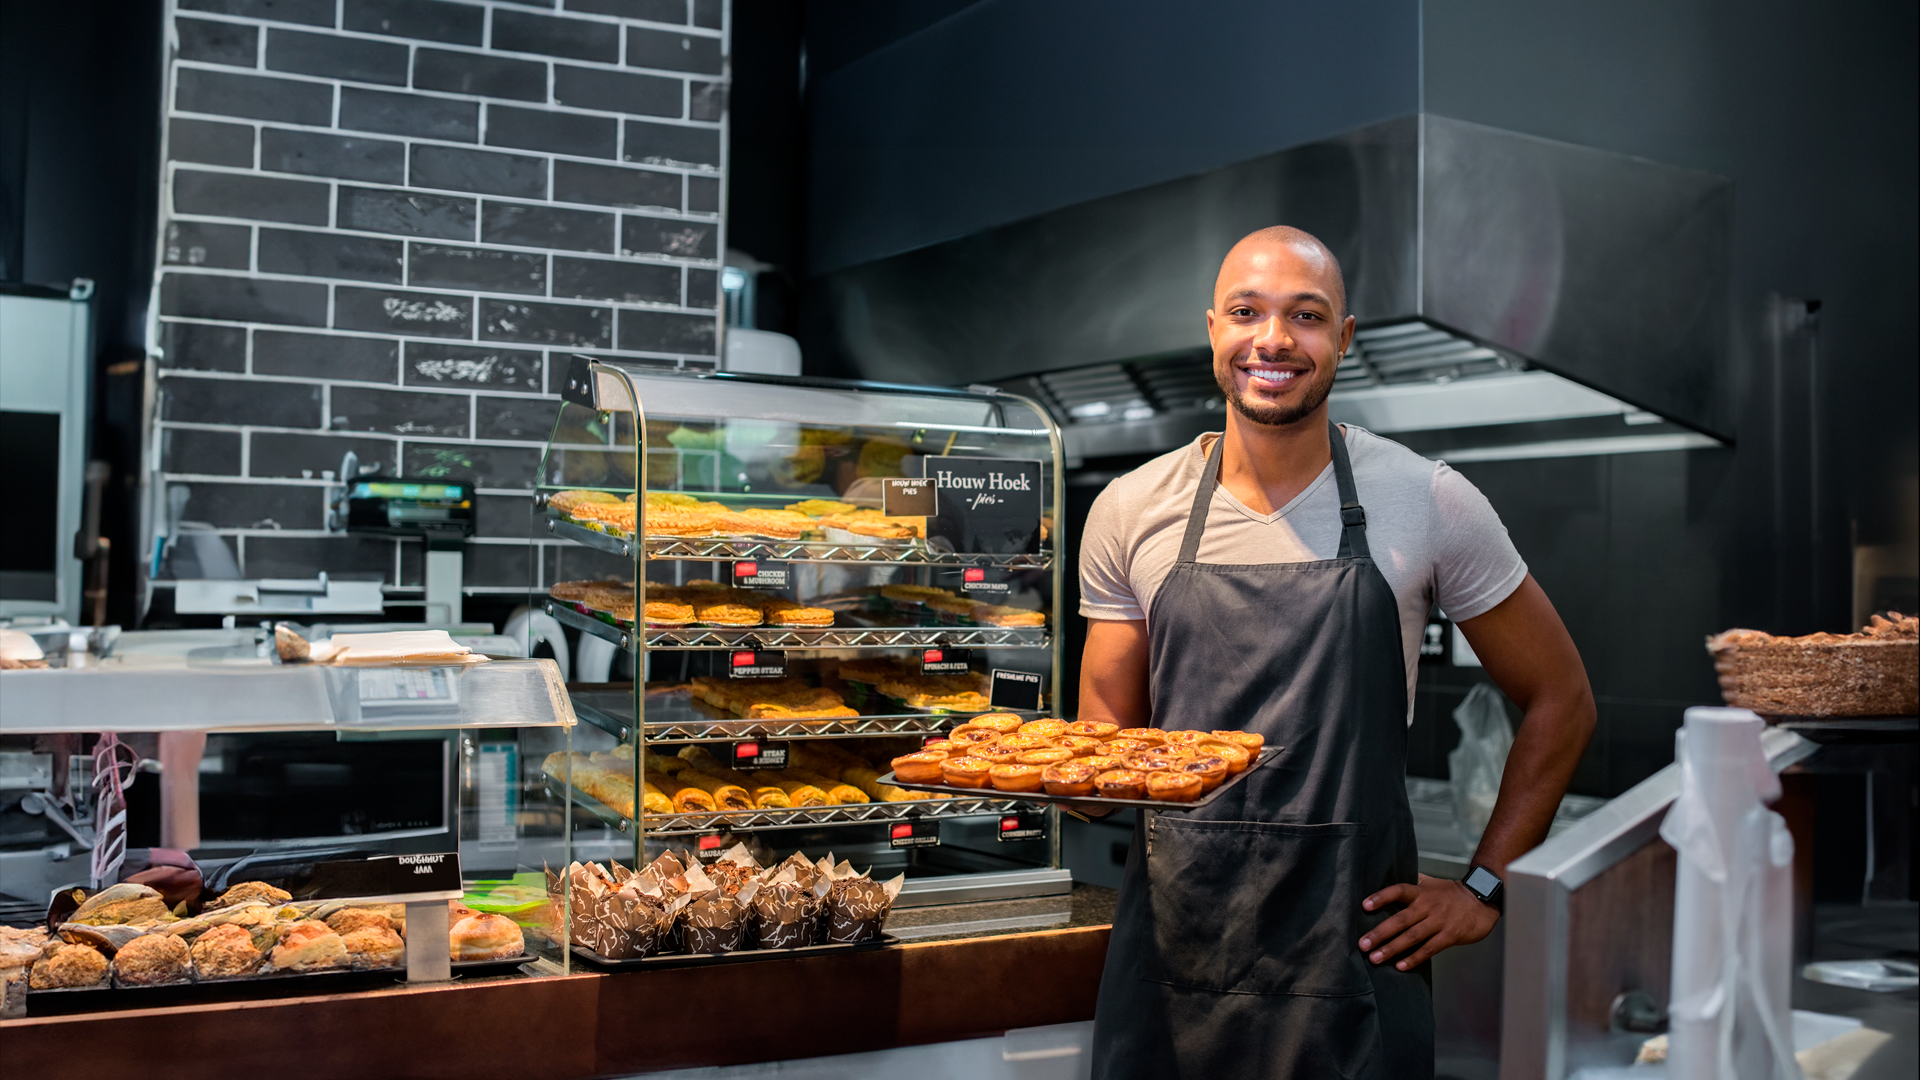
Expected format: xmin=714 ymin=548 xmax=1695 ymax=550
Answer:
xmin=545 ymin=600 xmax=1049 ymax=651
xmin=569 ymin=691 xmax=1036 ymax=746
xmin=548 ymin=778 xmax=1035 ymax=837
xmin=545 ymin=511 xmax=1053 ymax=569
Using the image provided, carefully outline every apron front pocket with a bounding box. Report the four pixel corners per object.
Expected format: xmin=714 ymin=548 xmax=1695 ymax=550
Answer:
xmin=1143 ymin=816 xmax=1372 ymax=997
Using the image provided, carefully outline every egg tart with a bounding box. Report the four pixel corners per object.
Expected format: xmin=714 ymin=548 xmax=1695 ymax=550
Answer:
xmin=994 ymin=733 xmax=1050 ymax=753
xmin=990 ymin=763 xmax=1046 ymax=793
xmin=1065 ymin=720 xmax=1119 ymax=740
xmin=1203 ymin=742 xmax=1252 ymax=774
xmin=1095 ymin=769 xmax=1148 ymax=800
xmin=1115 ymin=728 xmax=1167 ymax=747
xmin=890 ymin=751 xmax=948 ymax=784
xmin=1017 ymin=719 xmax=1068 ymax=739
xmin=1041 ymin=760 xmax=1099 ymax=797
xmin=1123 ymin=751 xmax=1178 ymax=773
xmin=921 ymin=739 xmax=955 ymax=753
xmin=1147 ymin=771 xmax=1203 ymax=803
xmin=939 ymin=756 xmax=993 ymax=789
xmin=1102 ymin=738 xmax=1151 ymax=756
xmin=946 ymin=725 xmax=1000 ymax=747
xmin=1178 ymin=754 xmax=1229 ymax=792
xmin=1017 ymin=748 xmax=1073 ymax=767
xmin=1079 ymin=754 xmax=1123 ymax=774
xmin=1056 ymin=735 xmax=1103 ymax=757
xmin=969 ymin=713 xmax=1026 ymax=735
xmin=1162 ymin=730 xmax=1211 ymax=749
xmin=1211 ymin=730 xmax=1265 ymax=752
xmin=970 ymin=742 xmax=1026 ymax=763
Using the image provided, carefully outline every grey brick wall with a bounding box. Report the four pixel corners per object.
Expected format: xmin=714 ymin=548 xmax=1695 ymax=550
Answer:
xmin=152 ymin=0 xmax=727 ymax=598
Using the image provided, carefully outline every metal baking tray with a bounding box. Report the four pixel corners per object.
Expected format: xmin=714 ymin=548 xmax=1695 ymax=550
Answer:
xmin=571 ymin=933 xmax=897 ymax=970
xmin=880 ymin=745 xmax=1284 ymax=811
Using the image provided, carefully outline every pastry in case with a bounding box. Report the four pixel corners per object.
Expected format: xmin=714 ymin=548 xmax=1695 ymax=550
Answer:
xmin=890 ymin=750 xmax=948 ymax=784
xmin=1042 ymin=760 xmax=1098 ymax=797
xmin=1096 ymin=769 xmax=1148 ymax=800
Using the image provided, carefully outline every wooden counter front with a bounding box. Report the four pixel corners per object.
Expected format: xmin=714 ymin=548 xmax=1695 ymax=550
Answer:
xmin=0 ymin=925 xmax=1112 ymax=1080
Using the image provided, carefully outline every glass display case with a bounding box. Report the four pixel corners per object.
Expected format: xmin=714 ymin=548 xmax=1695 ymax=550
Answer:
xmin=0 ymin=629 xmax=577 ymax=1000
xmin=533 ymin=363 xmax=1071 ymax=916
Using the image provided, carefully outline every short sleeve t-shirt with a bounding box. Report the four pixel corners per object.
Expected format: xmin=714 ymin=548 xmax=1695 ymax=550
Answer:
xmin=1078 ymin=426 xmax=1528 ymax=717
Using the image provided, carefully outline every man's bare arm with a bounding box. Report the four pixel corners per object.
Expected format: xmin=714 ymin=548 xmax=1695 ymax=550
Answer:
xmin=1079 ymin=618 xmax=1153 ymax=727
xmin=1359 ymin=574 xmax=1596 ymax=970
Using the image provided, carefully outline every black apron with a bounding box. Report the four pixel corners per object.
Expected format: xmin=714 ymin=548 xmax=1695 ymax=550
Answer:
xmin=1091 ymin=422 xmax=1431 ymax=1080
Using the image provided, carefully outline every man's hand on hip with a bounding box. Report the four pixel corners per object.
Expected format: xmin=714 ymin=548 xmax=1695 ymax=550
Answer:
xmin=1356 ymin=873 xmax=1499 ymax=971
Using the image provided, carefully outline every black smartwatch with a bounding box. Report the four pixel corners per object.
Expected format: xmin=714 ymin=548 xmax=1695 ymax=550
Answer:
xmin=1462 ymin=865 xmax=1504 ymax=912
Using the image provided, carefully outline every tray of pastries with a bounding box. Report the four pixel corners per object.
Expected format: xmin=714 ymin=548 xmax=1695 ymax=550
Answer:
xmin=15 ymin=879 xmax=536 ymax=1007
xmin=548 ymin=490 xmax=930 ymax=546
xmin=544 ymin=739 xmax=946 ymax=819
xmin=549 ymin=579 xmax=837 ymax=631
xmin=559 ymin=845 xmax=901 ymax=967
xmin=879 ymin=718 xmax=1280 ymax=809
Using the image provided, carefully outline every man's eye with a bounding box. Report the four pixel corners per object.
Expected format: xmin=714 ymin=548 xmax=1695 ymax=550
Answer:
xmin=1233 ymin=307 xmax=1256 ymax=317
xmin=1296 ymin=312 xmax=1320 ymax=321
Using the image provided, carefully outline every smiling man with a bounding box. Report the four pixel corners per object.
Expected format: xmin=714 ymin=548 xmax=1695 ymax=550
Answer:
xmin=1081 ymin=227 xmax=1596 ymax=1079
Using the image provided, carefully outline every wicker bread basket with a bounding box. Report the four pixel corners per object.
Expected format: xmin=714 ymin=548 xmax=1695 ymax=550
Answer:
xmin=1708 ymin=614 xmax=1917 ymax=717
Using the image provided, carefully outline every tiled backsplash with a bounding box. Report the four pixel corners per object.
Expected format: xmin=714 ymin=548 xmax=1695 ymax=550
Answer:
xmin=154 ymin=0 xmax=727 ymax=598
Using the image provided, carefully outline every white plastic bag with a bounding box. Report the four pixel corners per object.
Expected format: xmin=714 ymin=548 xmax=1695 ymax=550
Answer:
xmin=1448 ymin=682 xmax=1514 ymax=844
xmin=1660 ymin=707 xmax=1801 ymax=1080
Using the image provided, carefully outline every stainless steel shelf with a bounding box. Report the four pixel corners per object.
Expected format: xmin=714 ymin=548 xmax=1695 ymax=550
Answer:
xmin=567 ymin=689 xmax=1038 ymax=746
xmin=548 ymin=780 xmax=1036 ymax=837
xmin=544 ymin=511 xmax=1052 ymax=569
xmin=544 ymin=600 xmax=1049 ymax=651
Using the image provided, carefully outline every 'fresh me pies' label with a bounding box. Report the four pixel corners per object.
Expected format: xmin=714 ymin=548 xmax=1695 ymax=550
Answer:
xmin=989 ymin=668 xmax=1043 ymax=711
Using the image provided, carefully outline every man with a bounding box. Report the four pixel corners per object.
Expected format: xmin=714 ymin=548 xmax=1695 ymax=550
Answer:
xmin=1083 ymin=227 xmax=1596 ymax=1079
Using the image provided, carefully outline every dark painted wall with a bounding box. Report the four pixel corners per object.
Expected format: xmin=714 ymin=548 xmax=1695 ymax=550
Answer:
xmin=1425 ymin=0 xmax=1919 ymax=636
xmin=804 ymin=0 xmax=1422 ymax=274
xmin=0 ymin=0 xmax=164 ymax=625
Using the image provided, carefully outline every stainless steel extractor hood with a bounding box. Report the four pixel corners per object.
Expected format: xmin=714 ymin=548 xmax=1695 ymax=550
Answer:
xmin=814 ymin=115 xmax=1735 ymax=462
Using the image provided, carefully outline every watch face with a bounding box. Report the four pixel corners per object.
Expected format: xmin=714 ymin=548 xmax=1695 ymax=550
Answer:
xmin=1465 ymin=866 xmax=1502 ymax=898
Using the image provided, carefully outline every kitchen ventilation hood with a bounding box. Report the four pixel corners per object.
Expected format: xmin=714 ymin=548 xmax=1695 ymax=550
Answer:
xmin=815 ymin=115 xmax=1735 ymax=462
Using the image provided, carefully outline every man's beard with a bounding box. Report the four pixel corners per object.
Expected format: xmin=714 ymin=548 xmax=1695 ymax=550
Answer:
xmin=1214 ymin=358 xmax=1335 ymax=427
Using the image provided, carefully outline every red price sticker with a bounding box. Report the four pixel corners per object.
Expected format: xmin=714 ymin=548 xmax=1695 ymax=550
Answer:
xmin=732 ymin=650 xmax=755 ymax=667
xmin=924 ymin=648 xmax=944 ymax=664
xmin=1000 ymin=815 xmax=1021 ymax=832
xmin=734 ymin=561 xmax=758 ymax=579
xmin=964 ymin=568 xmax=986 ymax=583
xmin=890 ymin=823 xmax=914 ymax=840
xmin=734 ymin=742 xmax=760 ymax=759
xmin=698 ymin=834 xmax=724 ymax=851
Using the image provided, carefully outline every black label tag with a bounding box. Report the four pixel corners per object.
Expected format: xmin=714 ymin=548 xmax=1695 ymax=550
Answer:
xmin=728 ymin=649 xmax=787 ymax=678
xmin=921 ymin=647 xmax=972 ymax=675
xmin=923 ymin=458 xmax=1042 ymax=554
xmin=997 ymin=812 xmax=1046 ymax=842
xmin=692 ymin=832 xmax=730 ymax=862
xmin=882 ymin=477 xmax=938 ymax=516
xmin=731 ymin=740 xmax=788 ymax=770
xmin=888 ymin=819 xmax=940 ymax=848
xmin=1419 ymin=620 xmax=1447 ymax=663
xmin=956 ymin=567 xmax=1012 ymax=595
xmin=732 ymin=560 xmax=788 ymax=589
xmin=377 ymin=852 xmax=462 ymax=895
xmin=989 ymin=669 xmax=1044 ymax=711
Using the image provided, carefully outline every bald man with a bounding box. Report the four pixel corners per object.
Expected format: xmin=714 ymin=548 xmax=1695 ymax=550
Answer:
xmin=1083 ymin=227 xmax=1595 ymax=1079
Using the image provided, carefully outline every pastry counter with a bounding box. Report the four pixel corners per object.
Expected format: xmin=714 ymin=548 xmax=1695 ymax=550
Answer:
xmin=0 ymin=885 xmax=1119 ymax=1080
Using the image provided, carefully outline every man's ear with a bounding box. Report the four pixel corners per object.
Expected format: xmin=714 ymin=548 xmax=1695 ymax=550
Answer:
xmin=1205 ymin=309 xmax=1217 ymax=336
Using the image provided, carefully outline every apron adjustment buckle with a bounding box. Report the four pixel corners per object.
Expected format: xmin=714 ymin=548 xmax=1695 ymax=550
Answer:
xmin=1340 ymin=503 xmax=1367 ymax=528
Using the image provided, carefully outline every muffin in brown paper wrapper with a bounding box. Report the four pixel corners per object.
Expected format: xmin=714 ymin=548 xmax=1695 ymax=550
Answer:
xmin=827 ymin=873 xmax=905 ymax=944
xmin=683 ymin=881 xmax=759 ymax=954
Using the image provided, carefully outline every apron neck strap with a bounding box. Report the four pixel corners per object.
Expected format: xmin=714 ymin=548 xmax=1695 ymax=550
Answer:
xmin=1328 ymin=419 xmax=1371 ymax=560
xmin=1176 ymin=432 xmax=1228 ymax=563
xmin=1176 ymin=421 xmax=1373 ymax=564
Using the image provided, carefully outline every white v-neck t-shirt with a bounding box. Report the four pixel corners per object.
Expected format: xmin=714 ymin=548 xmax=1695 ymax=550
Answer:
xmin=1078 ymin=426 xmax=1528 ymax=715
